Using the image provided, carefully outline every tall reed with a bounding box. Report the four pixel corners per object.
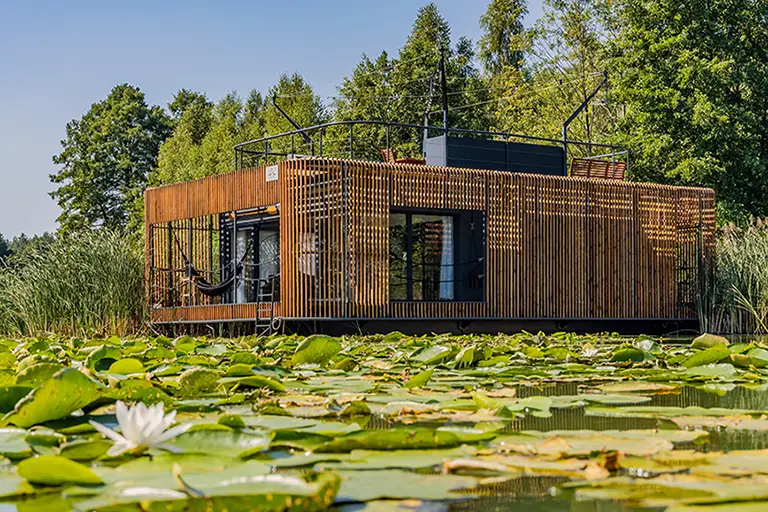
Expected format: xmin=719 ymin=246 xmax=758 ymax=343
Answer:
xmin=0 ymin=230 xmax=145 ymax=336
xmin=704 ymin=219 xmax=768 ymax=334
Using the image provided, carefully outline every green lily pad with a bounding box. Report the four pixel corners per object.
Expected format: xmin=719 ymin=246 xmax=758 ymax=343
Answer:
xmin=58 ymin=439 xmax=112 ymax=461
xmin=691 ymin=333 xmax=730 ymax=349
xmin=107 ymin=358 xmax=144 ymax=375
xmin=316 ymin=428 xmax=461 ymax=453
xmin=0 ymin=428 xmax=32 ymax=459
xmin=403 ymin=369 xmax=433 ymax=388
xmin=3 ymin=368 xmax=101 ymax=428
xmin=292 ymin=335 xmax=342 ymax=366
xmin=682 ymin=345 xmax=731 ymax=368
xmin=15 ymin=363 xmax=65 ymax=387
xmin=169 ymin=429 xmax=274 ymax=458
xmin=17 ymin=455 xmax=103 ymax=486
xmin=0 ymin=385 xmax=33 ymax=414
xmin=334 ymin=469 xmax=477 ymax=502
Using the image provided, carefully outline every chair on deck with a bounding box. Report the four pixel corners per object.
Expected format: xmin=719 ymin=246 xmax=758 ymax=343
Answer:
xmin=380 ymin=148 xmax=426 ymax=165
xmin=570 ymin=158 xmax=627 ymax=180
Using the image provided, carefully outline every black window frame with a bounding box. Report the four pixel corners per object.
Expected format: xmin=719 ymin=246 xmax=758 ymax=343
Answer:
xmin=389 ymin=208 xmax=485 ymax=303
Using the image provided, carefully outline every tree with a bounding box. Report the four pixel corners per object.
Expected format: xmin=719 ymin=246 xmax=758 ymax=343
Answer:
xmin=609 ymin=0 xmax=768 ymax=220
xmin=261 ymin=72 xmax=327 ymax=158
xmin=478 ymin=0 xmax=528 ymax=75
xmin=50 ymin=84 xmax=172 ymax=232
xmin=4 ymin=232 xmax=56 ymax=265
xmin=0 ymin=234 xmax=9 ymax=261
xmin=334 ymin=3 xmax=491 ymax=159
xmin=489 ymin=0 xmax=618 ymax=151
xmin=153 ymin=74 xmax=324 ymax=186
xmin=168 ymin=89 xmax=213 ymax=145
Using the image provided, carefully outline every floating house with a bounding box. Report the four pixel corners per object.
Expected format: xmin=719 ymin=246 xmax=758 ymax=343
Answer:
xmin=144 ymin=121 xmax=715 ymax=333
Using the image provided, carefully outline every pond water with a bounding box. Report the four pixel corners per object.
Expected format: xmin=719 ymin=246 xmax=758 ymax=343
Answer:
xmin=3 ymin=332 xmax=768 ymax=511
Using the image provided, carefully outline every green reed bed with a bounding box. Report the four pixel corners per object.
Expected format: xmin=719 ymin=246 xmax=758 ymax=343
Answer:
xmin=704 ymin=220 xmax=768 ymax=334
xmin=0 ymin=230 xmax=144 ymax=336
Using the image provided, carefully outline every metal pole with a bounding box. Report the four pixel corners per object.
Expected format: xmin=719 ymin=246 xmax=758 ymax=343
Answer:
xmin=440 ymin=46 xmax=449 ymax=134
xmin=562 ymin=125 xmax=568 ymax=176
xmin=187 ymin=219 xmax=193 ymax=306
xmin=232 ymin=211 xmax=237 ymax=305
xmin=349 ymin=124 xmax=353 ymax=159
xmin=561 ymin=70 xmax=609 ymax=176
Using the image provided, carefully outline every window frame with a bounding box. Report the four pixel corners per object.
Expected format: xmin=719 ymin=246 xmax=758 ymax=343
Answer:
xmin=389 ymin=207 xmax=485 ymax=303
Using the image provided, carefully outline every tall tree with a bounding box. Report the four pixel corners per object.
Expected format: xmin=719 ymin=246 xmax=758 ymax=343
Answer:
xmin=50 ymin=84 xmax=172 ymax=232
xmin=334 ymin=3 xmax=491 ymax=159
xmin=491 ymin=0 xmax=617 ymax=149
xmin=610 ymin=0 xmax=768 ymax=220
xmin=153 ymin=74 xmax=323 ymax=185
xmin=478 ymin=0 xmax=528 ymax=75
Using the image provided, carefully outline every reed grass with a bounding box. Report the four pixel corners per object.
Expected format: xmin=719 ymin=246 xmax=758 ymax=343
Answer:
xmin=0 ymin=230 xmax=145 ymax=336
xmin=703 ymin=219 xmax=768 ymax=334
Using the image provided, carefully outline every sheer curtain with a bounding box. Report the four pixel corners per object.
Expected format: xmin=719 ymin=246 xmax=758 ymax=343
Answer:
xmin=439 ymin=216 xmax=454 ymax=300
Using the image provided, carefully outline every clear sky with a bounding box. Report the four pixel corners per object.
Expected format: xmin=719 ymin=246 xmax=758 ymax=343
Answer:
xmin=0 ymin=1 xmax=543 ymax=238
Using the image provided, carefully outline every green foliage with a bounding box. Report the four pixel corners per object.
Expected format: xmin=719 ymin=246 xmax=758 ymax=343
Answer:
xmin=333 ymin=3 xmax=491 ymax=160
xmin=1 ymin=332 xmax=768 ymax=507
xmin=0 ymin=234 xmax=9 ymax=261
xmin=609 ymin=0 xmax=768 ymax=219
xmin=0 ymin=230 xmax=144 ymax=336
xmin=705 ymin=221 xmax=768 ymax=334
xmin=152 ymin=74 xmax=324 ymax=188
xmin=1 ymin=232 xmax=55 ymax=267
xmin=50 ymin=84 xmax=172 ymax=232
xmin=478 ymin=0 xmax=528 ymax=74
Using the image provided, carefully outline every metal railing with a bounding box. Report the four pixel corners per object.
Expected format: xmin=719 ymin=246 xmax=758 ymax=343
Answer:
xmin=233 ymin=120 xmax=626 ymax=173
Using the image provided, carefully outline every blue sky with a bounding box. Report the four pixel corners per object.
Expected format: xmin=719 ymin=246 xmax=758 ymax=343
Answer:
xmin=0 ymin=1 xmax=543 ymax=238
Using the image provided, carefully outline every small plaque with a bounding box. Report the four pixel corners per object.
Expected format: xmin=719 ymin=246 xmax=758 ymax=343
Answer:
xmin=266 ymin=165 xmax=279 ymax=182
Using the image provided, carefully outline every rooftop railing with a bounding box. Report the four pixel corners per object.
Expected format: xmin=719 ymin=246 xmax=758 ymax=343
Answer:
xmin=233 ymin=120 xmax=627 ymax=175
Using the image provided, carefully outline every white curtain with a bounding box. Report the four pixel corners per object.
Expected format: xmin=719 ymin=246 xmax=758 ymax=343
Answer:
xmin=439 ymin=216 xmax=454 ymax=300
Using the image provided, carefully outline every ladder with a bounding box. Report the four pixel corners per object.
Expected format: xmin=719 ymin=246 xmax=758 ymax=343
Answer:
xmin=254 ymin=274 xmax=280 ymax=336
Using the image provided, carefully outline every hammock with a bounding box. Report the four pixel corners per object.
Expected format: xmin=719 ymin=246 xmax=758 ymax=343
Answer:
xmin=175 ymin=235 xmax=252 ymax=298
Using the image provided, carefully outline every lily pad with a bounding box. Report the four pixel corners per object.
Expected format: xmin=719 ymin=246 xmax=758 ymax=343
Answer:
xmin=3 ymin=368 xmax=101 ymax=428
xmin=17 ymin=455 xmax=103 ymax=486
xmin=169 ymin=429 xmax=274 ymax=458
xmin=292 ymin=335 xmax=342 ymax=366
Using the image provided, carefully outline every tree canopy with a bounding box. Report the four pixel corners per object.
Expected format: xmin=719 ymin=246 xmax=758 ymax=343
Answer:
xmin=50 ymin=84 xmax=172 ymax=232
xmin=609 ymin=0 xmax=768 ymax=220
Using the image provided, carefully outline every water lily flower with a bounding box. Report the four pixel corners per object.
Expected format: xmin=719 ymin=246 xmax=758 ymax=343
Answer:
xmin=89 ymin=401 xmax=191 ymax=457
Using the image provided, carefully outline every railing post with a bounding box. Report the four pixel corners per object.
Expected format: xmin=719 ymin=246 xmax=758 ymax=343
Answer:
xmin=349 ymin=124 xmax=353 ymax=159
xmin=232 ymin=211 xmax=238 ymax=305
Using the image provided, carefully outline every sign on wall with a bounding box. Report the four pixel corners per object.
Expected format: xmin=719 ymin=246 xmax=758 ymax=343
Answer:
xmin=266 ymin=165 xmax=279 ymax=182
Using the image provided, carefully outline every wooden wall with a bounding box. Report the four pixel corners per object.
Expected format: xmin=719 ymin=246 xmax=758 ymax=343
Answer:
xmin=281 ymin=159 xmax=715 ymax=320
xmin=146 ymin=158 xmax=716 ymax=324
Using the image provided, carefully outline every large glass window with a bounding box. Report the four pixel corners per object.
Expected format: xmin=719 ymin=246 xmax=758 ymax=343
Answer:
xmin=390 ymin=212 xmax=455 ymax=301
xmin=390 ymin=210 xmax=485 ymax=302
xmin=225 ymin=214 xmax=280 ymax=305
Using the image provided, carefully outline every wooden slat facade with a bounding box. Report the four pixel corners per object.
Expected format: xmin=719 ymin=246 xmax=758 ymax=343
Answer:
xmin=145 ymin=158 xmax=716 ymax=324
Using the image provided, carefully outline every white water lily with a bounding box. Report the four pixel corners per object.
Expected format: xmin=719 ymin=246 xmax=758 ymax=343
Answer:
xmin=89 ymin=401 xmax=191 ymax=457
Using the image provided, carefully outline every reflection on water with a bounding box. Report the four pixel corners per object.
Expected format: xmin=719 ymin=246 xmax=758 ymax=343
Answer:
xmin=447 ymin=476 xmax=644 ymax=512
xmin=513 ymin=382 xmax=768 ymax=451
